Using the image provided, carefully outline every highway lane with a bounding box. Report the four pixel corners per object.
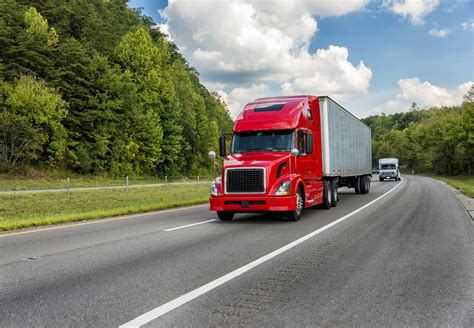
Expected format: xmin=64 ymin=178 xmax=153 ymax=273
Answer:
xmin=0 ymin=176 xmax=472 ymax=327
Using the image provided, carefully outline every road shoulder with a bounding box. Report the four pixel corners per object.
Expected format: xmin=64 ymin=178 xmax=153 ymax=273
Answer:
xmin=434 ymin=178 xmax=474 ymax=220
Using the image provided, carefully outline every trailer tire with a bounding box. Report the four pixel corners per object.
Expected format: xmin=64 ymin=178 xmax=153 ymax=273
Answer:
xmin=287 ymin=187 xmax=304 ymax=221
xmin=322 ymin=180 xmax=332 ymax=209
xmin=360 ymin=176 xmax=369 ymax=194
xmin=354 ymin=176 xmax=361 ymax=194
xmin=217 ymin=211 xmax=234 ymax=221
xmin=330 ymin=179 xmax=338 ymax=207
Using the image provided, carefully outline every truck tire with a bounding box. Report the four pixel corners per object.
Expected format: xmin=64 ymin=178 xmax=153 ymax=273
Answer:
xmin=360 ymin=175 xmax=369 ymax=194
xmin=331 ymin=179 xmax=338 ymax=207
xmin=217 ymin=211 xmax=234 ymax=221
xmin=380 ymin=177 xmax=384 ymax=182
xmin=322 ymin=180 xmax=332 ymax=209
xmin=287 ymin=187 xmax=304 ymax=221
xmin=354 ymin=176 xmax=361 ymax=194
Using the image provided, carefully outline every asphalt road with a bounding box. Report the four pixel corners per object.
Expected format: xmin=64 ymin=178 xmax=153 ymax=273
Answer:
xmin=0 ymin=175 xmax=472 ymax=327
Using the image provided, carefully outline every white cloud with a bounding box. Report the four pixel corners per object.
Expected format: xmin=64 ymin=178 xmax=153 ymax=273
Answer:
xmin=160 ymin=0 xmax=372 ymax=115
xmin=373 ymin=78 xmax=472 ymax=115
xmin=217 ymin=84 xmax=270 ymax=118
xmin=156 ymin=23 xmax=173 ymax=41
xmin=280 ymin=46 xmax=372 ymax=101
xmin=462 ymin=19 xmax=474 ymax=31
xmin=429 ymin=27 xmax=451 ymax=37
xmin=384 ymin=0 xmax=439 ymax=25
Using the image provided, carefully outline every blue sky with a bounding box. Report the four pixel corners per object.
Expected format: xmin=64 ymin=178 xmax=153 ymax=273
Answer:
xmin=129 ymin=0 xmax=473 ymax=118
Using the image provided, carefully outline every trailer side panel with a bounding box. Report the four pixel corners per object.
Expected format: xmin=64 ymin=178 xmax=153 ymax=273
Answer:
xmin=319 ymin=97 xmax=372 ymax=177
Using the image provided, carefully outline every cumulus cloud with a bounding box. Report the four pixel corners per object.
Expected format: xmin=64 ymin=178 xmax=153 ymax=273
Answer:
xmin=280 ymin=46 xmax=372 ymax=101
xmin=429 ymin=27 xmax=450 ymax=37
xmin=462 ymin=19 xmax=474 ymax=31
xmin=159 ymin=0 xmax=372 ymax=115
xmin=384 ymin=0 xmax=439 ymax=25
xmin=373 ymin=78 xmax=473 ymax=115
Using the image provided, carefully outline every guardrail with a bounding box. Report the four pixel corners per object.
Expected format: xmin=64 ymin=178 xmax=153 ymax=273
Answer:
xmin=0 ymin=176 xmax=214 ymax=194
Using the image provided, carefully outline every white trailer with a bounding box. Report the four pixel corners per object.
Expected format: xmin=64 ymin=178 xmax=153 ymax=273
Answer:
xmin=319 ymin=96 xmax=372 ymax=192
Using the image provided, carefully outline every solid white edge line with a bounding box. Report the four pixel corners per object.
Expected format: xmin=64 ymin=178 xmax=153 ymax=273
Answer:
xmin=164 ymin=219 xmax=218 ymax=232
xmin=120 ymin=178 xmax=404 ymax=328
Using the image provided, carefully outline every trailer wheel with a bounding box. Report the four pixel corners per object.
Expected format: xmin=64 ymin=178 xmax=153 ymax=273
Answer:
xmin=360 ymin=176 xmax=369 ymax=194
xmin=354 ymin=176 xmax=361 ymax=194
xmin=331 ymin=179 xmax=338 ymax=207
xmin=217 ymin=211 xmax=234 ymax=221
xmin=322 ymin=180 xmax=332 ymax=209
xmin=287 ymin=187 xmax=304 ymax=221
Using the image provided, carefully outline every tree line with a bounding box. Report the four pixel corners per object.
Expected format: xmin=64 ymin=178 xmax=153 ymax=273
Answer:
xmin=0 ymin=0 xmax=233 ymax=176
xmin=362 ymin=87 xmax=473 ymax=176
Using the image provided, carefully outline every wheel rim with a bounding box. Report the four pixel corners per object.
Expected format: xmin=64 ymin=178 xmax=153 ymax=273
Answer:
xmin=296 ymin=191 xmax=303 ymax=215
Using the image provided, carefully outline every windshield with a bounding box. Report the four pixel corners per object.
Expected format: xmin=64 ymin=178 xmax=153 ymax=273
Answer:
xmin=381 ymin=164 xmax=396 ymax=169
xmin=232 ymin=130 xmax=295 ymax=153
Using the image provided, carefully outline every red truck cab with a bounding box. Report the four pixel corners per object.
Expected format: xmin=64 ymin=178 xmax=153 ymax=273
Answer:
xmin=210 ymin=96 xmax=326 ymax=221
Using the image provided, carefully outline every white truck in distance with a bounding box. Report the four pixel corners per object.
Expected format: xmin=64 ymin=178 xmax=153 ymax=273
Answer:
xmin=379 ymin=158 xmax=400 ymax=181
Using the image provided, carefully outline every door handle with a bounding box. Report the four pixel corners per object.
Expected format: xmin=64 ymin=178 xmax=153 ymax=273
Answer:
xmin=306 ymin=171 xmax=310 ymax=176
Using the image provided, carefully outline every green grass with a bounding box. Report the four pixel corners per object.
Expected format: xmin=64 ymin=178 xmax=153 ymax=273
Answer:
xmin=0 ymin=176 xmax=212 ymax=191
xmin=425 ymin=175 xmax=474 ymax=198
xmin=0 ymin=183 xmax=210 ymax=231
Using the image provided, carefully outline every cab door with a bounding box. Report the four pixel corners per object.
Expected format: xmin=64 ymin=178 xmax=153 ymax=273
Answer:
xmin=297 ymin=130 xmax=318 ymax=206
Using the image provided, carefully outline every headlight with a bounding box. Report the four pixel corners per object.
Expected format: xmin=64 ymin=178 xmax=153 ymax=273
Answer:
xmin=275 ymin=180 xmax=291 ymax=196
xmin=210 ymin=177 xmax=221 ymax=196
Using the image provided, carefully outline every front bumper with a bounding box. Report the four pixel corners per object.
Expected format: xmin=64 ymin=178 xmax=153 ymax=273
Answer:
xmin=209 ymin=195 xmax=296 ymax=212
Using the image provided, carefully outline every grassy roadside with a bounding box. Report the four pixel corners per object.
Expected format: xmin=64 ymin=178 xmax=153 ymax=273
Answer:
xmin=0 ymin=183 xmax=210 ymax=231
xmin=423 ymin=175 xmax=473 ymax=197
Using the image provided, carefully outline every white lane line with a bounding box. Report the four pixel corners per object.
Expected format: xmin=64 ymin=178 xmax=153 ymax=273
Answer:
xmin=120 ymin=179 xmax=404 ymax=328
xmin=164 ymin=219 xmax=218 ymax=232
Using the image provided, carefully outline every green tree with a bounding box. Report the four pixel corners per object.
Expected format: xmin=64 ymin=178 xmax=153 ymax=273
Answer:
xmin=0 ymin=76 xmax=67 ymax=170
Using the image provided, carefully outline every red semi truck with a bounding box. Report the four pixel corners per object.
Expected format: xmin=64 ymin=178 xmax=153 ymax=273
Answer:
xmin=209 ymin=95 xmax=372 ymax=221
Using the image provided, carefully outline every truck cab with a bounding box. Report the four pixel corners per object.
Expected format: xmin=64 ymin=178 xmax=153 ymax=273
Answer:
xmin=210 ymin=96 xmax=324 ymax=221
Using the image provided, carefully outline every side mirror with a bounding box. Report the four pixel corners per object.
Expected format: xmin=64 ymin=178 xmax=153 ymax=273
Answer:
xmin=291 ymin=148 xmax=299 ymax=157
xmin=219 ymin=135 xmax=226 ymax=157
xmin=208 ymin=151 xmax=216 ymax=160
xmin=307 ymin=132 xmax=313 ymax=154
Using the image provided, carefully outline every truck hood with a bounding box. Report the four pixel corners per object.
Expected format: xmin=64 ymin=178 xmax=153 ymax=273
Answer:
xmin=224 ymin=152 xmax=290 ymax=169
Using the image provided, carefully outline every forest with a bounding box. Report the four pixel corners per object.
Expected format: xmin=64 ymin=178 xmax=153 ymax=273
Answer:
xmin=0 ymin=0 xmax=233 ymax=177
xmin=362 ymin=88 xmax=473 ymax=176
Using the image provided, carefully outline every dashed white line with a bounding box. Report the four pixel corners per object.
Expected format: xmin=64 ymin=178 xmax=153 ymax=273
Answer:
xmin=164 ymin=219 xmax=218 ymax=232
xmin=120 ymin=178 xmax=404 ymax=328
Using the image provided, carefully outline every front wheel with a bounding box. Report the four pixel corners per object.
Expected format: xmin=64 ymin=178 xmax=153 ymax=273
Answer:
xmin=217 ymin=211 xmax=234 ymax=221
xmin=287 ymin=187 xmax=304 ymax=221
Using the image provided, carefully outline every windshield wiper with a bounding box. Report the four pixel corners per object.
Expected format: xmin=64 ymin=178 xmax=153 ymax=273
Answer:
xmin=272 ymin=147 xmax=290 ymax=151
